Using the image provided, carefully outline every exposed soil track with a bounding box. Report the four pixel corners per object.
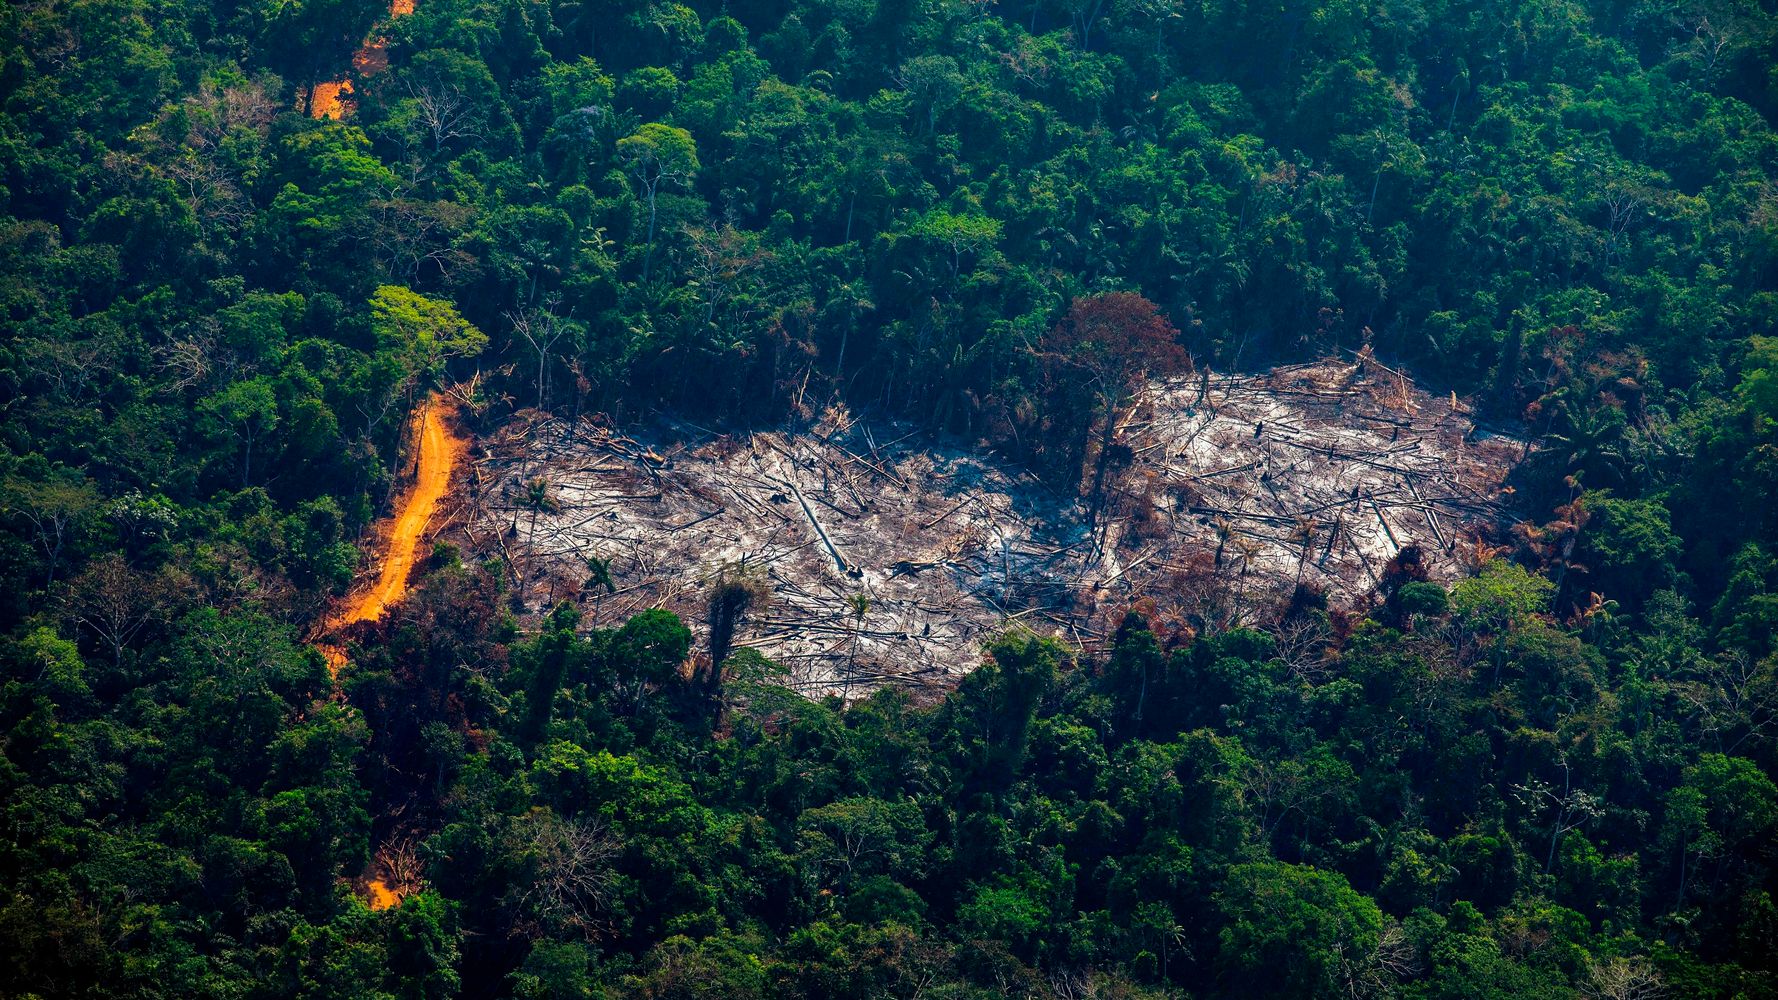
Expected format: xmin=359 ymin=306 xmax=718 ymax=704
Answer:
xmin=306 ymin=0 xmax=413 ymax=119
xmin=314 ymin=396 xmax=465 ymax=911
xmin=336 ymin=399 xmax=465 ymax=631
xmin=299 ymin=0 xmax=441 ymax=916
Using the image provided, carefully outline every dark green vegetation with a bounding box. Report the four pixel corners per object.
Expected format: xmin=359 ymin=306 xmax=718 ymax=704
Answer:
xmin=3 ymin=0 xmax=1777 ymax=993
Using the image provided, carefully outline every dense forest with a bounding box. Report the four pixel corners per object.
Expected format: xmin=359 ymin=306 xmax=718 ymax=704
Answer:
xmin=2 ymin=0 xmax=1777 ymax=993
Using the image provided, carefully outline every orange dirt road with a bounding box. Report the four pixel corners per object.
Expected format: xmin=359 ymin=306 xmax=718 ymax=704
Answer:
xmin=320 ymin=397 xmax=463 ymax=910
xmin=366 ymin=879 xmax=402 ymax=910
xmin=319 ymin=397 xmax=464 ymax=678
xmin=308 ymin=0 xmax=413 ymax=119
xmin=341 ymin=398 xmax=464 ymax=630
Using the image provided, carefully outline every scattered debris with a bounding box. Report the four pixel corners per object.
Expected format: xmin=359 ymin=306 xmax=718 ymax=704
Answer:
xmin=466 ymin=357 xmax=1525 ymax=698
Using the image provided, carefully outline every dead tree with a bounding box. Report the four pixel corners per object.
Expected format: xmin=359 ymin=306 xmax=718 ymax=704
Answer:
xmin=1042 ymin=293 xmax=1191 ymax=527
xmin=706 ymin=560 xmax=771 ymax=693
xmin=508 ymin=304 xmax=575 ymax=412
xmin=62 ymin=555 xmax=174 ymax=668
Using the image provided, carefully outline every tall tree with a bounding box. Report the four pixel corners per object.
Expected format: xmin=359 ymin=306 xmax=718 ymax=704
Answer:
xmin=617 ymin=123 xmax=699 ymax=282
xmin=1043 ymin=292 xmax=1191 ymax=524
xmin=368 ymin=285 xmax=488 ymax=420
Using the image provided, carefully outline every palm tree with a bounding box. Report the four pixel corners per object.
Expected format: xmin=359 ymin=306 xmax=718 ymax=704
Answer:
xmin=1289 ymin=516 xmax=1320 ymax=585
xmin=513 ymin=477 xmax=554 ymax=608
xmin=1229 ymin=534 xmax=1264 ymax=623
xmin=843 ymin=592 xmax=871 ymax=702
xmin=1541 ymin=395 xmax=1629 ymax=489
xmin=582 ymin=553 xmax=615 ymax=623
xmin=1211 ymin=515 xmax=1235 ymax=568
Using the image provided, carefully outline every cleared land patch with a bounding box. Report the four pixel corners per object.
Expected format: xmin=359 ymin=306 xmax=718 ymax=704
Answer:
xmin=465 ymin=356 xmax=1524 ymax=698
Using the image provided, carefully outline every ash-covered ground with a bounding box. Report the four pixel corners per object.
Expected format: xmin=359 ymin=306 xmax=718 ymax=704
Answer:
xmin=464 ymin=356 xmax=1524 ymax=698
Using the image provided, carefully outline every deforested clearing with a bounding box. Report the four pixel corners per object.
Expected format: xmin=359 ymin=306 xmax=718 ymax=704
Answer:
xmin=467 ymin=356 xmax=1523 ymax=698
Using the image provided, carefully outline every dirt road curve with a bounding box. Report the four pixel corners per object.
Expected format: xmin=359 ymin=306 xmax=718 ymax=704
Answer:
xmin=337 ymin=399 xmax=464 ymax=629
xmin=319 ymin=397 xmax=464 ymax=680
xmin=318 ymin=397 xmax=463 ymax=909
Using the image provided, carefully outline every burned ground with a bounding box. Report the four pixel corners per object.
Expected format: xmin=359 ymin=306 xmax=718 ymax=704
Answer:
xmin=462 ymin=356 xmax=1525 ymax=698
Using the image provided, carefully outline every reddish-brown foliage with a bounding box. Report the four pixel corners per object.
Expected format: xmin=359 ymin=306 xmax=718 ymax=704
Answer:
xmin=1042 ymin=292 xmax=1191 ymax=401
